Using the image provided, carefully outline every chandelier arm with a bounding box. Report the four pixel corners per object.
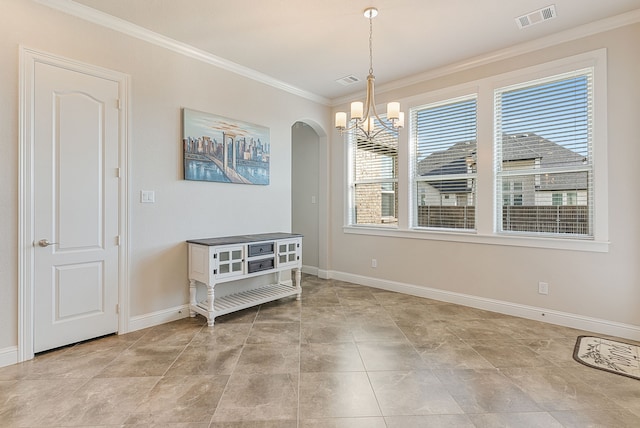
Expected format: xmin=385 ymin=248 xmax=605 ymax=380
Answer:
xmin=338 ymin=115 xmax=397 ymax=134
xmin=370 ymin=109 xmax=398 ymax=133
xmin=353 ymin=124 xmax=394 ymax=141
xmin=364 ymin=127 xmax=390 ymax=141
xmin=374 ymin=117 xmax=401 ymax=133
xmin=339 ymin=122 xmax=359 ymax=132
xmin=367 ymin=74 xmax=376 ymax=117
xmin=361 ymin=74 xmax=373 ymax=120
xmin=367 ymin=78 xmax=400 ymax=133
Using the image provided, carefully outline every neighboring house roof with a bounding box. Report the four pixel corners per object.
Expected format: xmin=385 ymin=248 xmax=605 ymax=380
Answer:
xmin=417 ymin=141 xmax=476 ymax=177
xmin=416 ymin=141 xmax=475 ymax=193
xmin=501 ymin=133 xmax=586 ymax=166
xmin=417 ymin=133 xmax=587 ymax=192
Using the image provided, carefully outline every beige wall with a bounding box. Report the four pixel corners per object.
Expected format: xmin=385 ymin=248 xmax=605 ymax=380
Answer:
xmin=329 ymin=23 xmax=640 ymax=335
xmin=291 ymin=123 xmax=320 ymax=271
xmin=0 ymin=0 xmax=329 ymax=354
xmin=2 ymin=0 xmax=638 ymax=361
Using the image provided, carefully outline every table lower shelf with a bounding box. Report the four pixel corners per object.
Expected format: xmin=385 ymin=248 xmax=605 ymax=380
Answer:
xmin=191 ymin=282 xmax=301 ymax=325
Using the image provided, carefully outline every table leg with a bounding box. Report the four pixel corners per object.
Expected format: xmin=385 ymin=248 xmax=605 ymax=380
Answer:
xmin=207 ymin=283 xmax=215 ymax=326
xmin=189 ymin=279 xmax=197 ymax=317
xmin=294 ymin=267 xmax=302 ymax=300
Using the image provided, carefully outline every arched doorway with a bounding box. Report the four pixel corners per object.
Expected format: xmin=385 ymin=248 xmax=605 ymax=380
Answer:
xmin=291 ymin=121 xmax=321 ymax=275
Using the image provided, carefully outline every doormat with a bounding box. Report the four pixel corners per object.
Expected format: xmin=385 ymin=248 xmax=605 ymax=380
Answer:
xmin=573 ymin=336 xmax=640 ymax=381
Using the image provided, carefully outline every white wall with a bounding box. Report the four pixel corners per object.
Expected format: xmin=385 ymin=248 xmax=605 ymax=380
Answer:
xmin=0 ymin=0 xmax=329 ymax=357
xmin=329 ymin=23 xmax=640 ymax=338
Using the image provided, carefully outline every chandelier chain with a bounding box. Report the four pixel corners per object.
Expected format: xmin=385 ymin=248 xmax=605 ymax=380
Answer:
xmin=369 ymin=15 xmax=374 ymax=76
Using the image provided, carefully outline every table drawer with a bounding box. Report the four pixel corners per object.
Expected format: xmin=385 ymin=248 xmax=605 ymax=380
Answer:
xmin=248 ymin=242 xmax=274 ymax=257
xmin=247 ymin=257 xmax=275 ymax=273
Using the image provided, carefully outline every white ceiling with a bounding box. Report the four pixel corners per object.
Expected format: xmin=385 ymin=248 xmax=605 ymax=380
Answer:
xmin=67 ymin=0 xmax=640 ymax=102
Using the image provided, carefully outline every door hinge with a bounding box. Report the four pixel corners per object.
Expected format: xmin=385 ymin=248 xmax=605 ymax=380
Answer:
xmin=115 ymin=235 xmax=121 ymax=246
xmin=116 ymin=99 xmax=122 ymax=110
xmin=116 ymin=303 xmax=120 ymax=314
xmin=115 ymin=167 xmax=121 ymax=178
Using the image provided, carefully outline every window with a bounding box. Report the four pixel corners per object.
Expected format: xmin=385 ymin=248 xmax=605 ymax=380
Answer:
xmin=495 ymin=69 xmax=593 ymax=237
xmin=411 ymin=96 xmax=477 ymax=230
xmin=380 ymin=181 xmax=396 ymax=219
xmin=503 ymin=181 xmax=524 ymax=206
xmin=348 ymin=118 xmax=398 ymax=226
xmin=344 ymin=50 xmax=606 ymax=251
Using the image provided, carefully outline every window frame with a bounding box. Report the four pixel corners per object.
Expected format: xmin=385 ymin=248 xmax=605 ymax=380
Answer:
xmin=345 ymin=116 xmax=400 ymax=228
xmin=494 ymin=68 xmax=595 ymax=238
xmin=410 ymin=94 xmax=479 ymax=232
xmin=343 ymin=49 xmax=608 ymax=253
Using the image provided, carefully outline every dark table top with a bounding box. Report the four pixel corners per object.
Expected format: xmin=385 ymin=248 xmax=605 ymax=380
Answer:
xmin=187 ymin=232 xmax=302 ymax=247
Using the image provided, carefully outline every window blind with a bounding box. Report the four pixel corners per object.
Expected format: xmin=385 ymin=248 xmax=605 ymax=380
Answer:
xmin=350 ymin=117 xmax=399 ymax=226
xmin=412 ymin=96 xmax=477 ymax=230
xmin=494 ymin=69 xmax=593 ymax=236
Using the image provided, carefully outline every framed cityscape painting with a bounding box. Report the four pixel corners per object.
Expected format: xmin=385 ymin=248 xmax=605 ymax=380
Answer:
xmin=182 ymin=108 xmax=270 ymax=185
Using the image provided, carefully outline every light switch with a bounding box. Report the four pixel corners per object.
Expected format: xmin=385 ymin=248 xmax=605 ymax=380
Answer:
xmin=140 ymin=190 xmax=155 ymax=203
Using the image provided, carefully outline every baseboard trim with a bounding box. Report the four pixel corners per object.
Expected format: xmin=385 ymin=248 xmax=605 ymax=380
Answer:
xmin=317 ymin=269 xmax=330 ymax=279
xmin=301 ymin=265 xmax=319 ymax=276
xmin=330 ymin=270 xmax=640 ymax=341
xmin=0 ymin=346 xmax=18 ymax=368
xmin=128 ymin=304 xmax=190 ymax=333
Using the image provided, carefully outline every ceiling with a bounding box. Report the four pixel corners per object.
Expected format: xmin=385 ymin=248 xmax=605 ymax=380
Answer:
xmin=67 ymin=0 xmax=639 ymax=102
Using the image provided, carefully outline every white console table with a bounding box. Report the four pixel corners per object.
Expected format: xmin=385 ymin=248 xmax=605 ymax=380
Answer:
xmin=187 ymin=232 xmax=302 ymax=326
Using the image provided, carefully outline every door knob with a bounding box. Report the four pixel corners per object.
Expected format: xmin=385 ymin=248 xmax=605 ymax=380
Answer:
xmin=38 ymin=239 xmax=58 ymax=247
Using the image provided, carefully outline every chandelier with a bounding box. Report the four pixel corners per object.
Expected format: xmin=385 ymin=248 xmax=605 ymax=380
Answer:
xmin=335 ymin=7 xmax=404 ymax=141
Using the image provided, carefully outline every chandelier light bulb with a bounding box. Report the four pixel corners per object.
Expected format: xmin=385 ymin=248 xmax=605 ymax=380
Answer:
xmin=387 ymin=102 xmax=400 ymax=120
xmin=351 ymin=102 xmax=364 ymax=119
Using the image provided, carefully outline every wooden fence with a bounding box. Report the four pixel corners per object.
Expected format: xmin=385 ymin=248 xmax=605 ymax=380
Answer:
xmin=501 ymin=205 xmax=589 ymax=234
xmin=417 ymin=205 xmax=589 ymax=234
xmin=416 ymin=206 xmax=475 ymax=229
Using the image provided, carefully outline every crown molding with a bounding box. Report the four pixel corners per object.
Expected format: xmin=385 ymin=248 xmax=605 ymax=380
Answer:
xmin=332 ymin=8 xmax=640 ymax=106
xmin=34 ymin=0 xmax=331 ymax=106
xmin=35 ymin=1 xmax=638 ymax=108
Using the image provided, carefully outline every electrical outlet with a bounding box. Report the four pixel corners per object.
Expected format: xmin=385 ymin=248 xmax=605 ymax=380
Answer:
xmin=371 ymin=258 xmax=377 ymax=268
xmin=538 ymin=281 xmax=549 ymax=295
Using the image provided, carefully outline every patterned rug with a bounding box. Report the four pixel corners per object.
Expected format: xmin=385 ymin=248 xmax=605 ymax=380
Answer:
xmin=573 ymin=336 xmax=640 ymax=380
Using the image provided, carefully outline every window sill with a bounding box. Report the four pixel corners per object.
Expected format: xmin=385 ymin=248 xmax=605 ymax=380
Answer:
xmin=343 ymin=225 xmax=609 ymax=253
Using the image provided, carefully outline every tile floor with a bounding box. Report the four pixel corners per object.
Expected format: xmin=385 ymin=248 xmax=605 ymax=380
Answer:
xmin=1 ymin=275 xmax=639 ymax=427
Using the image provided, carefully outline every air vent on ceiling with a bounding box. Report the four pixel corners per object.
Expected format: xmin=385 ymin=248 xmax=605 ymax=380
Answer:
xmin=336 ymin=75 xmax=360 ymax=86
xmin=516 ymin=4 xmax=557 ymax=29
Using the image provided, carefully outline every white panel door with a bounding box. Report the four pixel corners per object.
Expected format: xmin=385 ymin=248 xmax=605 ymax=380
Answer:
xmin=33 ymin=61 xmax=120 ymax=353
